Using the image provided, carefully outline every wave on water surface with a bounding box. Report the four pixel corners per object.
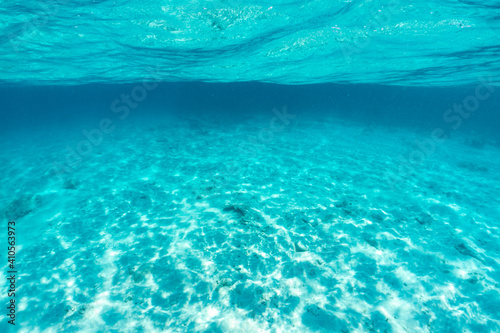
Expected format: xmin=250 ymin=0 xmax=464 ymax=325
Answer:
xmin=1 ymin=0 xmax=499 ymax=86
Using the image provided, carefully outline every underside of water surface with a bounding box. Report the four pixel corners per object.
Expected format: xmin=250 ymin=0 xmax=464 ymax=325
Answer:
xmin=1 ymin=1 xmax=500 ymax=333
xmin=1 ymin=0 xmax=499 ymax=86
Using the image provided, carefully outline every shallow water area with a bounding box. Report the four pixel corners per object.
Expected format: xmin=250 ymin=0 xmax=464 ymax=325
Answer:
xmin=1 ymin=110 xmax=499 ymax=332
xmin=1 ymin=0 xmax=499 ymax=331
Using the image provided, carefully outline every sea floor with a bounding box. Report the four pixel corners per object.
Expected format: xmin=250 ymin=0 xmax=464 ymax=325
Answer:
xmin=1 ymin=111 xmax=499 ymax=332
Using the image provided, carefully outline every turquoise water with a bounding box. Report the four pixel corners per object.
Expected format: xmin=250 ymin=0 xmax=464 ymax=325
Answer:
xmin=1 ymin=1 xmax=500 ymax=333
xmin=1 ymin=0 xmax=499 ymax=86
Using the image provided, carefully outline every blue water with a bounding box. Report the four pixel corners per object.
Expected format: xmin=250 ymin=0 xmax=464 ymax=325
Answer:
xmin=1 ymin=0 xmax=500 ymax=86
xmin=1 ymin=1 xmax=500 ymax=333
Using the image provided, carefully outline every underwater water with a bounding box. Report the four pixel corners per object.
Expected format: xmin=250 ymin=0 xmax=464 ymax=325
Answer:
xmin=1 ymin=1 xmax=500 ymax=333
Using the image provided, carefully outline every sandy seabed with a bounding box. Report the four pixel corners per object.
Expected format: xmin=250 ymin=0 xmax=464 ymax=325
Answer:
xmin=1 ymin=112 xmax=499 ymax=332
